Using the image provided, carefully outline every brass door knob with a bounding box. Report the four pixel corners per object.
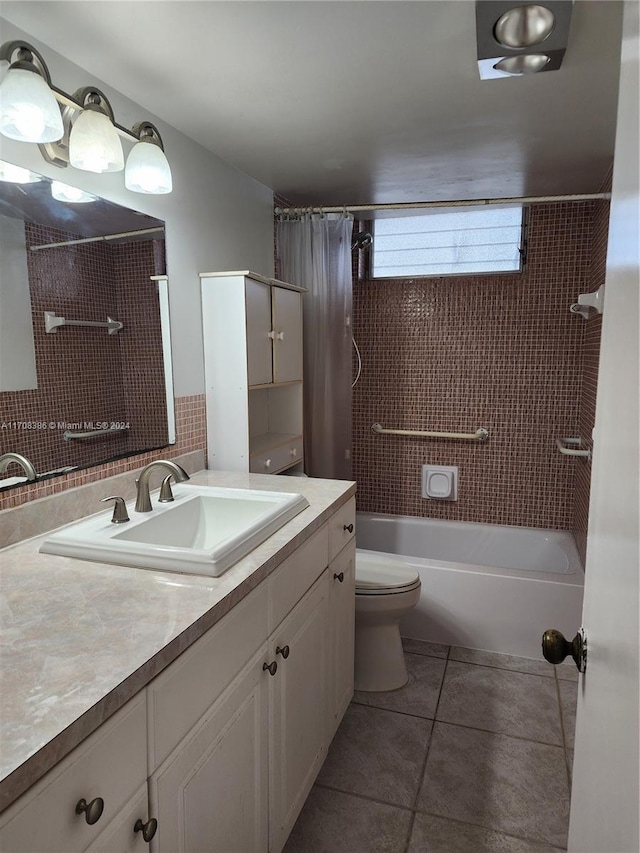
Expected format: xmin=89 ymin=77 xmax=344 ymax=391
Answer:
xmin=76 ymin=797 xmax=104 ymax=825
xmin=134 ymin=817 xmax=158 ymax=843
xmin=542 ymin=628 xmax=587 ymax=672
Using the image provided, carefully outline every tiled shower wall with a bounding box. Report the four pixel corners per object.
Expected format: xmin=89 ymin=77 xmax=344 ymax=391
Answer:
xmin=352 ymin=200 xmax=606 ymax=537
xmin=0 ymin=224 xmax=168 ymax=475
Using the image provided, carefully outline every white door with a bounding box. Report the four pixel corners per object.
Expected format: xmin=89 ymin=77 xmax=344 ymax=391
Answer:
xmin=567 ymin=4 xmax=639 ymax=851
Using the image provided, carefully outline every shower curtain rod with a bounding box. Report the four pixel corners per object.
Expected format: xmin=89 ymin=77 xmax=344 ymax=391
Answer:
xmin=275 ymin=192 xmax=610 ymax=216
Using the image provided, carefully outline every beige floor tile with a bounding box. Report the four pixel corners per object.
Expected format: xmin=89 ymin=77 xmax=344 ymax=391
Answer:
xmin=402 ymin=637 xmax=449 ymax=659
xmin=354 ymin=652 xmax=446 ymax=718
xmin=450 ymin=646 xmax=556 ymax=677
xmin=417 ymin=722 xmax=570 ymax=848
xmin=408 ymin=813 xmax=567 ymax=852
xmin=317 ymin=703 xmax=432 ymax=808
xmin=558 ymin=679 xmax=578 ymax=749
xmin=436 ymin=660 xmax=563 ymax=744
xmin=284 ymin=785 xmax=412 ymax=853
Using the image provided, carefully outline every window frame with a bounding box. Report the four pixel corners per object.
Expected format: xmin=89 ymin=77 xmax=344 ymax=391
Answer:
xmin=367 ymin=205 xmax=529 ymax=280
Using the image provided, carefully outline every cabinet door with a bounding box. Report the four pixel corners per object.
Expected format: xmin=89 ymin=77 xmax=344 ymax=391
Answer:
xmin=328 ymin=542 xmax=356 ymax=739
xmin=151 ymin=646 xmax=269 ymax=853
xmin=246 ymin=279 xmax=274 ymax=386
xmin=85 ymin=786 xmax=153 ymax=853
xmin=269 ymin=572 xmax=329 ymax=853
xmin=272 ymin=288 xmax=302 ymax=384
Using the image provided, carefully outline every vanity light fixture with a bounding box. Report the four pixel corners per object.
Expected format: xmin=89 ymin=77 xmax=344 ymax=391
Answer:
xmin=68 ymin=88 xmax=124 ymax=174
xmin=0 ymin=158 xmax=41 ymax=183
xmin=125 ymin=122 xmax=172 ymax=194
xmin=0 ymin=41 xmax=64 ymax=142
xmin=0 ymin=40 xmax=172 ymax=193
xmin=476 ymin=1 xmax=573 ymax=80
xmin=50 ymin=180 xmax=97 ymax=203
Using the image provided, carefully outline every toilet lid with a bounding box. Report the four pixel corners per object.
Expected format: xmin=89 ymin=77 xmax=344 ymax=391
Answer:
xmin=355 ymin=551 xmax=421 ymax=592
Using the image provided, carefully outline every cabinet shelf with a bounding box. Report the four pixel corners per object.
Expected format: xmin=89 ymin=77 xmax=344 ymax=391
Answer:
xmin=250 ymin=432 xmax=303 ymax=457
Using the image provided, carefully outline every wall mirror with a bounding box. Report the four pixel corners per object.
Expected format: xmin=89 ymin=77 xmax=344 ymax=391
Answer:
xmin=0 ymin=162 xmax=174 ymax=491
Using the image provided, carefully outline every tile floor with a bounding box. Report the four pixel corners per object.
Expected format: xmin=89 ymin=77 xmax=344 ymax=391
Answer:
xmin=285 ymin=639 xmax=578 ymax=853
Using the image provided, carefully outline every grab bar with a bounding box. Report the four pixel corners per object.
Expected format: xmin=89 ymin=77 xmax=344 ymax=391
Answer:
xmin=45 ymin=311 xmax=123 ymax=335
xmin=556 ymin=437 xmax=591 ymax=459
xmin=63 ymin=426 xmax=125 ymax=441
xmin=372 ymin=423 xmax=489 ymax=442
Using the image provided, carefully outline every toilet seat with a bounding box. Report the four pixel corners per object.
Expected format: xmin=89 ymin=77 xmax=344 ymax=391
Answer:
xmin=355 ymin=552 xmax=421 ymax=595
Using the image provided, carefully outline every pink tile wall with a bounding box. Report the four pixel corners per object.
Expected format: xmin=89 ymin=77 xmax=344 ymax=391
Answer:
xmin=352 ymin=202 xmax=598 ymax=530
xmin=0 ymin=394 xmax=206 ymax=511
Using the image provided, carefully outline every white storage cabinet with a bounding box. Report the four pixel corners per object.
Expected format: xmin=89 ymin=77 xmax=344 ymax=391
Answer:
xmin=200 ymin=271 xmax=304 ymax=474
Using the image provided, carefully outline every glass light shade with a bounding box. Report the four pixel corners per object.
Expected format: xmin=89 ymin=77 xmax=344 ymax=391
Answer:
xmin=494 ymin=5 xmax=555 ymax=48
xmin=0 ymin=67 xmax=64 ymax=143
xmin=0 ymin=160 xmax=41 ymax=183
xmin=125 ymin=141 xmax=172 ymax=194
xmin=69 ymin=109 xmax=124 ymax=173
xmin=494 ymin=54 xmax=551 ymax=75
xmin=51 ymin=180 xmax=96 ymax=203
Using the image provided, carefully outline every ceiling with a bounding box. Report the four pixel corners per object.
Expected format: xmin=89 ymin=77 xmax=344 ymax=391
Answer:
xmin=1 ymin=1 xmax=624 ymax=207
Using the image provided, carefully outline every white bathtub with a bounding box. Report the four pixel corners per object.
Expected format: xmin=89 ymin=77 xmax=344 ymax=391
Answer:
xmin=356 ymin=513 xmax=584 ymax=659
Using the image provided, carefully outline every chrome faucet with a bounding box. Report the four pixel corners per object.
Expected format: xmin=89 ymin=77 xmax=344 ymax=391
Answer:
xmin=134 ymin=460 xmax=190 ymax=512
xmin=0 ymin=453 xmax=37 ymax=482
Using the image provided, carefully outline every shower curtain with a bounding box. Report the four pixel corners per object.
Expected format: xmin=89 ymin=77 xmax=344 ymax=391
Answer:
xmin=277 ymin=212 xmax=353 ymax=480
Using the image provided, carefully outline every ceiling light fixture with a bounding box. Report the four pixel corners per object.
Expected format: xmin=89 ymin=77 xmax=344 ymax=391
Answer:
xmin=476 ymin=1 xmax=572 ymax=80
xmin=0 ymin=40 xmax=172 ymax=194
xmin=494 ymin=5 xmax=556 ymax=48
xmin=494 ymin=54 xmax=551 ymax=74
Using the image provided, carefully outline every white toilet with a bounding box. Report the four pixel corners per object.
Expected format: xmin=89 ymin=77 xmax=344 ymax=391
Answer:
xmin=354 ymin=550 xmax=421 ymax=692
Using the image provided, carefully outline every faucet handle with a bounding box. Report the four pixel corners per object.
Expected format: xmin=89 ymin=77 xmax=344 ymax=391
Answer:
xmin=100 ymin=496 xmax=130 ymax=524
xmin=158 ymin=474 xmax=175 ymax=503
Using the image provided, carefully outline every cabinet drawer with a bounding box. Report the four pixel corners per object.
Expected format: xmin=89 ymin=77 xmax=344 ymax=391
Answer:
xmin=0 ymin=695 xmax=146 ymax=853
xmin=84 ymin=785 xmax=151 ymax=853
xmin=249 ymin=436 xmax=303 ymax=474
xmin=269 ymin=525 xmax=329 ymax=632
xmin=328 ymin=498 xmax=356 ymax=563
xmin=147 ymin=581 xmax=269 ymax=772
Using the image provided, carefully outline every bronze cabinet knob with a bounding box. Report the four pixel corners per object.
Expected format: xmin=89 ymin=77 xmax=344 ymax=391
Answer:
xmin=134 ymin=817 xmax=158 ymax=843
xmin=343 ymin=523 xmax=354 ymax=533
xmin=333 ymin=571 xmax=345 ymax=583
xmin=263 ymin=660 xmax=278 ymax=676
xmin=276 ymin=644 xmax=290 ymax=659
xmin=75 ymin=797 xmax=104 ymax=825
xmin=542 ymin=628 xmax=587 ymax=672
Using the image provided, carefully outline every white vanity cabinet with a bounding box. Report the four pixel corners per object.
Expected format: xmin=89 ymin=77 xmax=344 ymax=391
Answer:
xmin=148 ymin=512 xmax=351 ymax=853
xmin=0 ymin=695 xmax=150 ymax=853
xmin=0 ymin=498 xmax=355 ymax=853
xmin=200 ymin=271 xmax=305 ymax=474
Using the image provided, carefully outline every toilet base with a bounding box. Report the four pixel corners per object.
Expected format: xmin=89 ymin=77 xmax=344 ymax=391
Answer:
xmin=354 ymin=617 xmax=408 ymax=691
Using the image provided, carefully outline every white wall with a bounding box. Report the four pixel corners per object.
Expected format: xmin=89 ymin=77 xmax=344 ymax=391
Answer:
xmin=0 ymin=20 xmax=275 ymax=397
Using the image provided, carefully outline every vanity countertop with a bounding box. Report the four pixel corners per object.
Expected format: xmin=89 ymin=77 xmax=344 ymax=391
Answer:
xmin=0 ymin=470 xmax=355 ymax=813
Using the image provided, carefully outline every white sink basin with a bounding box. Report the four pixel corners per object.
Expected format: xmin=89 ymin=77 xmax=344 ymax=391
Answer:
xmin=40 ymin=484 xmax=309 ymax=577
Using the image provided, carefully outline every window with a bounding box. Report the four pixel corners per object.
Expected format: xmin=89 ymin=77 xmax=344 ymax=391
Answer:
xmin=370 ymin=205 xmax=525 ymax=278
